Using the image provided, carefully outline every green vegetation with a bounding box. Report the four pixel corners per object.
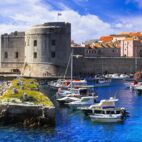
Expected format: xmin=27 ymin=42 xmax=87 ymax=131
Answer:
xmin=0 ymin=78 xmax=54 ymax=107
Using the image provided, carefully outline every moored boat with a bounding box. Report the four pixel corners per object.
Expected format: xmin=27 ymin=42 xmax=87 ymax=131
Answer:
xmin=87 ymin=77 xmax=111 ymax=87
xmin=67 ymin=96 xmax=98 ymax=109
xmin=56 ymin=96 xmax=80 ymax=104
xmin=130 ymin=81 xmax=142 ymax=90
xmin=56 ymin=87 xmax=95 ymax=99
xmin=48 ymin=79 xmax=89 ymax=89
xmin=80 ymin=97 xmax=128 ymax=121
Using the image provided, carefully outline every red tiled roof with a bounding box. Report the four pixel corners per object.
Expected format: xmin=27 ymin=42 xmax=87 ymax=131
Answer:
xmin=100 ymin=36 xmax=113 ymax=42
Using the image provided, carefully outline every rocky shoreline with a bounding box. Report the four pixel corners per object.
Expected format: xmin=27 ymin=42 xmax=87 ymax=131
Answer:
xmin=0 ymin=103 xmax=55 ymax=128
xmin=0 ymin=78 xmax=55 ymax=128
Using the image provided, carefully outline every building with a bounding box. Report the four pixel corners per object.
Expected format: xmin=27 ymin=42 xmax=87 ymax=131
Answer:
xmin=120 ymin=38 xmax=142 ymax=57
xmin=0 ymin=32 xmax=25 ymax=73
xmin=0 ymin=22 xmax=71 ymax=77
xmin=24 ymin=22 xmax=71 ymax=77
xmin=84 ymin=42 xmax=120 ymax=57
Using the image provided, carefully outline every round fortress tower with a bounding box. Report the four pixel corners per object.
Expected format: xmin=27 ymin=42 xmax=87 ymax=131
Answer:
xmin=24 ymin=22 xmax=71 ymax=77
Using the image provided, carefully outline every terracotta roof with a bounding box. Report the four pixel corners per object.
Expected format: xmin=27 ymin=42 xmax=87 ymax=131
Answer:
xmin=129 ymin=32 xmax=142 ymax=37
xmin=87 ymin=41 xmax=118 ymax=49
xmin=100 ymin=36 xmax=113 ymax=42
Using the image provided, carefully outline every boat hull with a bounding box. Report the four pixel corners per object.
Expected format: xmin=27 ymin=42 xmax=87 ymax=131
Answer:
xmin=68 ymin=104 xmax=93 ymax=110
xmin=90 ymin=115 xmax=123 ymax=123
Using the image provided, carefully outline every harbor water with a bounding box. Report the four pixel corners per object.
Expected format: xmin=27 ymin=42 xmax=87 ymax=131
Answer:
xmin=0 ymin=80 xmax=142 ymax=142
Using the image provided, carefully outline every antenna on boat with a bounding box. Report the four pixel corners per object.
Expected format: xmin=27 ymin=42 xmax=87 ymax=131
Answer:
xmin=114 ymin=91 xmax=118 ymax=99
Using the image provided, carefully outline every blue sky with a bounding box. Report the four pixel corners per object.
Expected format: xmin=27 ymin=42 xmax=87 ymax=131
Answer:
xmin=0 ymin=0 xmax=142 ymax=42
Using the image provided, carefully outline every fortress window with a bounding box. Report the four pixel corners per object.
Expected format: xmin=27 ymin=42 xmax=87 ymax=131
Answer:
xmin=15 ymin=52 xmax=18 ymax=59
xmin=34 ymin=52 xmax=37 ymax=58
xmin=4 ymin=52 xmax=8 ymax=58
xmin=27 ymin=38 xmax=30 ymax=46
xmin=51 ymin=40 xmax=56 ymax=46
xmin=34 ymin=40 xmax=37 ymax=46
xmin=51 ymin=51 xmax=55 ymax=58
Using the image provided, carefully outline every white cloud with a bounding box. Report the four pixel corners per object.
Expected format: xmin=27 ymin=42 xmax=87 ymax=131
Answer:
xmin=0 ymin=0 xmax=113 ymax=43
xmin=114 ymin=16 xmax=142 ymax=31
xmin=0 ymin=0 xmax=142 ymax=43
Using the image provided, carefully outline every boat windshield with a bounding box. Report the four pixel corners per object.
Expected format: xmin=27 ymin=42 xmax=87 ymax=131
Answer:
xmin=106 ymin=110 xmax=115 ymax=114
xmin=81 ymin=98 xmax=90 ymax=102
xmin=94 ymin=110 xmax=102 ymax=114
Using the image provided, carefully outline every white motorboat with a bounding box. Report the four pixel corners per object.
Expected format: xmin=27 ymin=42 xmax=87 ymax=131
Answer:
xmin=80 ymin=97 xmax=128 ymax=119
xmin=56 ymin=96 xmax=80 ymax=104
xmin=111 ymin=74 xmax=129 ymax=80
xmin=130 ymin=81 xmax=142 ymax=90
xmin=67 ymin=96 xmax=98 ymax=109
xmin=79 ymin=97 xmax=128 ymax=122
xmin=48 ymin=79 xmax=90 ymax=89
xmin=56 ymin=87 xmax=95 ymax=99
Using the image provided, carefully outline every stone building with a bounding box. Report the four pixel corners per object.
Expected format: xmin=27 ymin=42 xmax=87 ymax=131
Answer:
xmin=120 ymin=38 xmax=142 ymax=57
xmin=84 ymin=42 xmax=120 ymax=57
xmin=23 ymin=22 xmax=71 ymax=77
xmin=0 ymin=22 xmax=71 ymax=77
xmin=0 ymin=32 xmax=25 ymax=73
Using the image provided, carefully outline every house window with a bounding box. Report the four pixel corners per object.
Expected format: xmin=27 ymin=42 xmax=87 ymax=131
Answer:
xmin=15 ymin=52 xmax=18 ymax=59
xmin=4 ymin=52 xmax=8 ymax=58
xmin=33 ymin=40 xmax=37 ymax=46
xmin=51 ymin=40 xmax=56 ymax=46
xmin=34 ymin=52 xmax=37 ymax=58
xmin=51 ymin=51 xmax=55 ymax=58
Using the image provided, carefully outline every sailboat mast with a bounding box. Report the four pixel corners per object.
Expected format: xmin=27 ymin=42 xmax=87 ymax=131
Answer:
xmin=71 ymin=49 xmax=73 ymax=90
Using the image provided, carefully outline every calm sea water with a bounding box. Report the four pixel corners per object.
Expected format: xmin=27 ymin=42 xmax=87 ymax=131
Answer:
xmin=0 ymin=80 xmax=142 ymax=142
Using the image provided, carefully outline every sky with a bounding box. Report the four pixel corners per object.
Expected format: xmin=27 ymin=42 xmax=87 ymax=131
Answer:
xmin=1 ymin=0 xmax=142 ymax=43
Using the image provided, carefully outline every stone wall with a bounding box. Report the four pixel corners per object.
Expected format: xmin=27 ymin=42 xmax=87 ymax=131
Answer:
xmin=73 ymin=57 xmax=142 ymax=75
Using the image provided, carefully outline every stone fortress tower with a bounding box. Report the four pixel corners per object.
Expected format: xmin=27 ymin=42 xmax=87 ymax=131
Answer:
xmin=23 ymin=22 xmax=71 ymax=77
